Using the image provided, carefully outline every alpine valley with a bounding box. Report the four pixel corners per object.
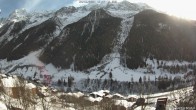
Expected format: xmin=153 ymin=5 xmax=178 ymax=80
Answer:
xmin=0 ymin=1 xmax=196 ymax=94
xmin=1 ymin=1 xmax=196 ymax=110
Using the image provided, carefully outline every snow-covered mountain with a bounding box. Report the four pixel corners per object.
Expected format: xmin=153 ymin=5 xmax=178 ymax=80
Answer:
xmin=0 ymin=1 xmax=149 ymax=65
xmin=8 ymin=8 xmax=28 ymax=22
xmin=0 ymin=1 xmax=196 ymax=92
xmin=0 ymin=18 xmax=6 ymax=28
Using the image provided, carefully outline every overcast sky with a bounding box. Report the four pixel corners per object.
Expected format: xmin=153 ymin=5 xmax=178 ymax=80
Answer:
xmin=0 ymin=0 xmax=196 ymax=20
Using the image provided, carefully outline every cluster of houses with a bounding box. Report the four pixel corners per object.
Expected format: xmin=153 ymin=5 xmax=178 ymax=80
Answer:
xmin=88 ymin=90 xmax=167 ymax=110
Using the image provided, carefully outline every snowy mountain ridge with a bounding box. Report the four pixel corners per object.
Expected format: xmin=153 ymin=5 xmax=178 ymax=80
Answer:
xmin=1 ymin=1 xmax=151 ymax=24
xmin=8 ymin=8 xmax=28 ymax=22
xmin=0 ymin=1 xmax=150 ymax=43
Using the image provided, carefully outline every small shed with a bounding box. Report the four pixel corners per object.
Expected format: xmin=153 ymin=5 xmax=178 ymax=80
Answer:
xmin=156 ymin=98 xmax=167 ymax=110
xmin=135 ymin=98 xmax=145 ymax=106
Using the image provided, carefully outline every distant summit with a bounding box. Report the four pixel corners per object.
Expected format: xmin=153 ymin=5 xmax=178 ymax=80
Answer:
xmin=8 ymin=8 xmax=28 ymax=22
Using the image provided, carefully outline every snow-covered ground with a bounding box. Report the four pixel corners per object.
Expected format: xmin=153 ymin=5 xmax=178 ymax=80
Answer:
xmin=1 ymin=38 xmax=193 ymax=95
xmin=0 ymin=48 xmax=195 ymax=85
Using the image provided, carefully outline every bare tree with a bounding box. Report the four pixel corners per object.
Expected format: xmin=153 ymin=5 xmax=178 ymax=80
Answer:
xmin=37 ymin=88 xmax=52 ymax=110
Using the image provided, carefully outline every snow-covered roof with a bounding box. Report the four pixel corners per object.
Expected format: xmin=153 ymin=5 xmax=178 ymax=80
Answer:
xmin=91 ymin=91 xmax=105 ymax=97
xmin=1 ymin=77 xmax=19 ymax=87
xmin=90 ymin=90 xmax=110 ymax=97
xmin=0 ymin=74 xmax=7 ymax=78
xmin=0 ymin=101 xmax=7 ymax=110
xmin=115 ymin=100 xmax=134 ymax=108
xmin=67 ymin=92 xmax=84 ymax=98
xmin=113 ymin=93 xmax=124 ymax=98
xmin=105 ymin=94 xmax=113 ymax=98
xmin=26 ymin=83 xmax=36 ymax=89
xmin=99 ymin=90 xmax=110 ymax=93
xmin=127 ymin=94 xmax=139 ymax=99
xmin=87 ymin=97 xmax=103 ymax=102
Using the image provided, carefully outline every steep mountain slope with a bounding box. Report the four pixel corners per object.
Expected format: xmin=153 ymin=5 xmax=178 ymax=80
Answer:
xmin=0 ymin=6 xmax=91 ymax=61
xmin=40 ymin=9 xmax=122 ymax=71
xmin=0 ymin=22 xmax=14 ymax=37
xmin=0 ymin=18 xmax=57 ymax=60
xmin=123 ymin=9 xmax=196 ymax=69
xmin=0 ymin=1 xmax=149 ymax=83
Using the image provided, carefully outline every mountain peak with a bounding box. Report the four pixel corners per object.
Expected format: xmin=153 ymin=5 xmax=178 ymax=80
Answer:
xmin=55 ymin=6 xmax=77 ymax=16
xmin=78 ymin=0 xmax=151 ymax=11
xmin=80 ymin=8 xmax=112 ymax=22
xmin=14 ymin=8 xmax=27 ymax=13
xmin=8 ymin=8 xmax=28 ymax=22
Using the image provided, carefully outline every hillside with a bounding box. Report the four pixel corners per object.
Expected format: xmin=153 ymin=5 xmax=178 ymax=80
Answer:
xmin=40 ymin=9 xmax=122 ymax=71
xmin=123 ymin=9 xmax=196 ymax=69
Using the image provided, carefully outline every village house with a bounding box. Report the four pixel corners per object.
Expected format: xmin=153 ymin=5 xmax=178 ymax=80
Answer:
xmin=0 ymin=74 xmax=37 ymax=98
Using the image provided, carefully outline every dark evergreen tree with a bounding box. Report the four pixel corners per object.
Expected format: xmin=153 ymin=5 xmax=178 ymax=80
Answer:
xmin=63 ymin=79 xmax=67 ymax=86
xmin=33 ymin=72 xmax=37 ymax=78
xmin=68 ymin=76 xmax=74 ymax=87
xmin=57 ymin=79 xmax=62 ymax=86
xmin=139 ymin=77 xmax=142 ymax=84
xmin=109 ymin=72 xmax=112 ymax=79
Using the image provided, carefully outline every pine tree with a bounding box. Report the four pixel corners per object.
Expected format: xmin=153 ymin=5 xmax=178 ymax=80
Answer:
xmin=139 ymin=77 xmax=142 ymax=84
xmin=68 ymin=76 xmax=74 ymax=87
xmin=109 ymin=72 xmax=112 ymax=79
xmin=63 ymin=79 xmax=66 ymax=86
xmin=57 ymin=79 xmax=62 ymax=86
